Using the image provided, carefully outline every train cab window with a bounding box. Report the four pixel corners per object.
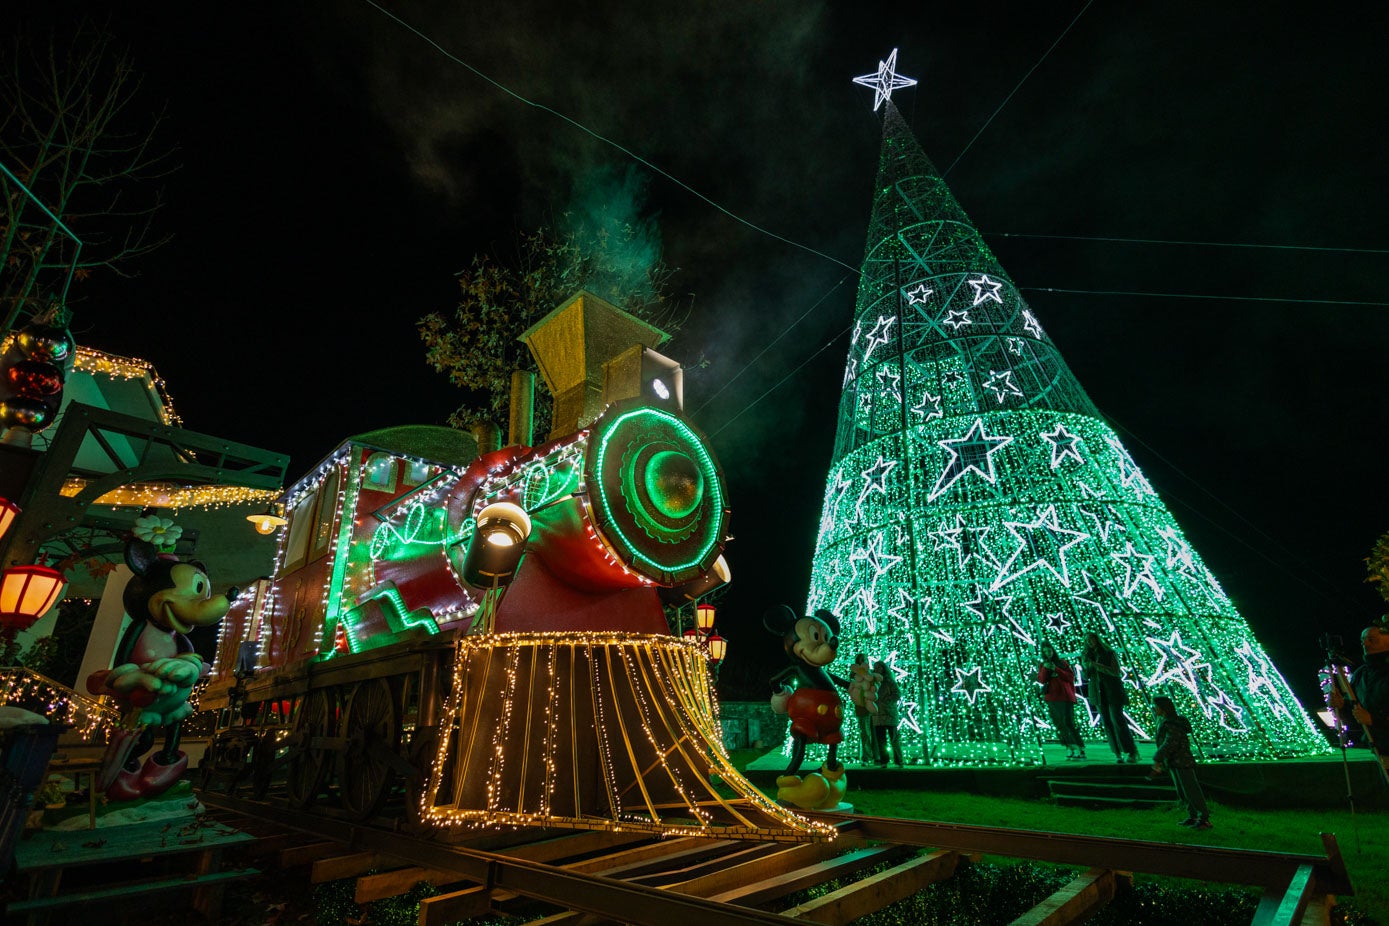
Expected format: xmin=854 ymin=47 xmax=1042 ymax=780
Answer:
xmin=310 ymin=467 xmax=339 ymax=560
xmin=280 ymin=492 xmax=316 ymax=574
xmin=403 ymin=460 xmax=431 ymax=486
xmin=363 ymin=452 xmax=397 ymax=493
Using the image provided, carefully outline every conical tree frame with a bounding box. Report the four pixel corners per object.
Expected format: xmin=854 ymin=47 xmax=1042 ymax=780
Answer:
xmin=806 ymin=102 xmax=1326 ymax=767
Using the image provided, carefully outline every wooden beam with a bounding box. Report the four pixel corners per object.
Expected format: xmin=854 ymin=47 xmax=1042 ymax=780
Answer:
xmin=1253 ymin=865 xmax=1316 ymax=926
xmin=498 ymin=830 xmax=653 ymax=864
xmin=311 ymin=852 xmax=381 ymax=883
xmin=278 ymin=841 xmax=345 ymax=868
xmin=1297 ymin=895 xmax=1334 ymax=926
xmin=789 ymin=850 xmax=960 ymax=925
xmin=1009 ymin=868 xmax=1123 ymax=926
xmin=668 ymin=840 xmax=862 ymax=899
xmin=354 ymin=867 xmax=466 ymax=904
xmin=417 ymin=885 xmax=495 ymax=926
xmin=626 ymin=844 xmax=783 ymax=887
xmin=706 ymin=844 xmax=916 ymax=907
xmin=560 ymin=837 xmax=717 ymax=875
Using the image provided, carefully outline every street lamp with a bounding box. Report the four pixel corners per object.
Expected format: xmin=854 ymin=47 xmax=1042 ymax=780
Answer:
xmin=246 ymin=505 xmax=288 ymax=535
xmin=683 ymin=603 xmax=728 ymax=674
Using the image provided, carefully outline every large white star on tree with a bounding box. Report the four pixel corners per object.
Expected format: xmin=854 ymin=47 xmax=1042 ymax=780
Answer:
xmin=842 ymin=358 xmax=858 ymax=386
xmin=1156 ymin=524 xmax=1197 ymax=575
xmin=928 ymin=418 xmax=1014 ymax=500
xmin=851 ymin=530 xmax=904 ymax=580
xmin=1022 ymin=309 xmax=1045 ymax=338
xmin=885 ymin=587 xmax=921 ymax=633
xmin=852 ymin=47 xmax=918 ymax=112
xmin=1076 ymin=482 xmax=1126 ymax=544
xmin=1071 ymin=570 xmax=1121 ymax=632
xmin=904 ymin=283 xmax=934 ymax=305
xmin=1111 ymin=541 xmax=1164 ymax=600
xmin=991 ymin=505 xmax=1090 ymax=591
xmin=963 ymin=585 xmax=1033 ymax=644
xmin=930 ymin=514 xmax=997 ymax=571
xmin=967 ymin=274 xmax=1004 ymax=306
xmin=951 ymin=665 xmax=992 ymax=704
xmin=1233 ymin=641 xmax=1293 ymax=722
xmin=862 ymin=315 xmax=896 ymax=362
xmin=1005 ymin=336 xmax=1025 ymax=356
xmin=858 ymin=456 xmax=898 ymax=504
xmin=940 ymin=369 xmax=966 ymax=387
xmin=1105 ymin=436 xmax=1152 ymax=495
xmin=875 ymin=366 xmax=902 ymax=403
xmin=1145 ymin=630 xmax=1207 ymax=697
xmin=942 ymin=309 xmax=973 ymax=331
xmin=983 ymin=369 xmax=1023 ymax=403
xmin=1040 ymin=424 xmax=1084 ymax=468
xmin=911 ymin=389 xmax=943 ymax=422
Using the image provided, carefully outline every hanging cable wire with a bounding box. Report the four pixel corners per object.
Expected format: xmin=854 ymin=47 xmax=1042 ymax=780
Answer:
xmin=1102 ymin=411 xmax=1364 ymax=610
xmin=991 ymin=232 xmax=1389 ymax=256
xmin=362 ymin=0 xmax=857 ymax=273
xmin=942 ymin=0 xmax=1097 ymax=178
xmin=709 ymin=327 xmax=849 ymax=439
xmin=692 ymin=274 xmax=851 ymax=417
xmin=1023 ymin=287 xmax=1389 ymax=307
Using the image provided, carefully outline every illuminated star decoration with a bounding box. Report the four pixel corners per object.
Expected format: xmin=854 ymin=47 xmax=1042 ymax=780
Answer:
xmin=1111 ymin=541 xmax=1164 ymax=600
xmin=910 ymin=389 xmax=943 ymax=422
xmin=1156 ymin=524 xmax=1197 ymax=575
xmin=991 ymin=505 xmax=1090 ymax=591
xmin=858 ymin=456 xmax=898 ymax=505
xmin=1021 ymin=309 xmax=1045 ymax=338
xmin=940 ymin=369 xmax=966 ymax=387
xmin=1145 ymin=630 xmax=1208 ymax=697
xmin=852 ymin=47 xmax=918 ymax=112
xmin=875 ymin=366 xmax=902 ymax=403
xmin=963 ymin=585 xmax=1032 ymax=644
xmin=951 ymin=665 xmax=992 ymax=704
xmin=983 ymin=369 xmax=1023 ymax=403
xmin=1233 ymin=641 xmax=1293 ymax=722
xmin=1076 ymin=482 xmax=1126 ymax=544
xmin=1044 ymin=612 xmax=1071 ymax=635
xmin=1071 ymin=570 xmax=1121 ymax=632
xmin=966 ymin=274 xmax=1004 ymax=306
xmin=904 ymin=283 xmax=934 ymax=305
xmin=842 ymin=358 xmax=858 ymax=386
xmin=942 ymin=309 xmax=973 ymax=330
xmin=885 ymin=587 xmax=921 ymax=633
xmin=928 ymin=418 xmax=1014 ymax=500
xmin=1105 ymin=436 xmax=1151 ymax=495
xmin=862 ymin=315 xmax=896 ymax=362
xmin=1041 ymin=424 xmax=1084 ymax=468
xmin=1005 ymin=336 xmax=1025 ymax=356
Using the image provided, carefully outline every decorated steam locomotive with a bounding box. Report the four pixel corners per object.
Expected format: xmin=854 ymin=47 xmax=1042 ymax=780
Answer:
xmin=198 ymin=292 xmax=829 ymax=842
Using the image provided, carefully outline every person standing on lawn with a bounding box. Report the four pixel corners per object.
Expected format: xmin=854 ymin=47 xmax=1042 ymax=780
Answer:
xmin=1150 ymin=695 xmax=1211 ymax=830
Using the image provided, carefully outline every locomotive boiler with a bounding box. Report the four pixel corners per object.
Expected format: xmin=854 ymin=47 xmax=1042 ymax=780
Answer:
xmin=199 ymin=292 xmax=830 ymax=842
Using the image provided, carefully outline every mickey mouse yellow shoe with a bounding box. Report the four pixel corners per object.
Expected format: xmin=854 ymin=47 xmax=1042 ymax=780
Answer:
xmin=814 ymin=764 xmax=848 ymax=810
xmin=775 ymin=772 xmax=831 ymax=809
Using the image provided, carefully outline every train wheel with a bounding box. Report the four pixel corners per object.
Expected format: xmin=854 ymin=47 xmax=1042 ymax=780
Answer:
xmin=250 ymin=730 xmax=277 ymax=799
xmin=286 ymin=689 xmax=334 ymax=807
xmin=338 ymin=677 xmax=399 ymax=820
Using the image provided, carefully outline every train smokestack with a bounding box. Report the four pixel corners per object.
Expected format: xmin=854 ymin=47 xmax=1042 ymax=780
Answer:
xmin=508 ymin=370 xmax=535 ymax=448
xmin=469 ymin=420 xmax=502 ymax=454
xmin=521 ymin=291 xmax=670 ymax=439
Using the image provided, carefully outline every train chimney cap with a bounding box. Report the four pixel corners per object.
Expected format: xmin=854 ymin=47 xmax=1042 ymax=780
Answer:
xmin=520 ymin=291 xmax=668 ymax=398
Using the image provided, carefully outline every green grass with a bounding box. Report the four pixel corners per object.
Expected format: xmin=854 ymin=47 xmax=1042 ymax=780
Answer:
xmin=728 ymin=750 xmax=1387 ymax=922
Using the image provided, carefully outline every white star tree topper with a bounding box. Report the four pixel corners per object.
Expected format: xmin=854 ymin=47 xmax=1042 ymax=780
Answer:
xmin=852 ymin=48 xmax=918 ymax=111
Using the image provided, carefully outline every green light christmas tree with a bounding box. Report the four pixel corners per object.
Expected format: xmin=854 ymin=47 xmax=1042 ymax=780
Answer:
xmin=807 ymin=59 xmax=1327 ymax=766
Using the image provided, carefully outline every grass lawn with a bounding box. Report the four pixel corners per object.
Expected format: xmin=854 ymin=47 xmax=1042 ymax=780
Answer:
xmin=729 ymin=749 xmax=1388 ymax=923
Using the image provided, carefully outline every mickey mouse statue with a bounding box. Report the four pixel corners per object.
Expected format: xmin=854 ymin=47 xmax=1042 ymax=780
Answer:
xmin=764 ymin=605 xmax=851 ymax=810
xmin=87 ymin=540 xmax=237 ymax=800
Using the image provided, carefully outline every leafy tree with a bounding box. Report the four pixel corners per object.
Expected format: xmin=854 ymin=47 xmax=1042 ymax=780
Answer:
xmin=0 ymin=18 xmax=176 ymax=336
xmin=418 ymin=215 xmax=689 ymax=439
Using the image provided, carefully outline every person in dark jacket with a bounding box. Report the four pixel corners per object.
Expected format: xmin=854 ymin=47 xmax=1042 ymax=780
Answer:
xmin=1081 ymin=632 xmax=1140 ymax=764
xmin=871 ymin=661 xmax=904 ymax=767
xmin=1037 ymin=642 xmax=1085 ymax=760
xmin=1331 ymin=616 xmax=1389 ymax=778
xmin=1150 ymin=695 xmax=1210 ymax=829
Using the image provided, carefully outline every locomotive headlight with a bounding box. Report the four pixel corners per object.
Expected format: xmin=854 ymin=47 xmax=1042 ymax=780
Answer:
xmin=651 ymin=378 xmax=670 ymax=400
xmin=461 ymin=502 xmax=532 ymax=588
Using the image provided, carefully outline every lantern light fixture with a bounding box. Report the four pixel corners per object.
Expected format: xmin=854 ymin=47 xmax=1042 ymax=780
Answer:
xmin=0 ymin=498 xmax=18 ymax=539
xmin=246 ymin=505 xmax=288 ymax=535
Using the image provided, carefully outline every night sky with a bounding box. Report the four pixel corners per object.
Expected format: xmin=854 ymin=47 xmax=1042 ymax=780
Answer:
xmin=32 ymin=2 xmax=1389 ymax=706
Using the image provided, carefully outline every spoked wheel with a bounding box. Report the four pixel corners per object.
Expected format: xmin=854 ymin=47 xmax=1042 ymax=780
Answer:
xmin=337 ymin=677 xmax=400 ymax=820
xmin=286 ymin=689 xmax=334 ymax=807
xmin=250 ymin=730 xmax=278 ymax=799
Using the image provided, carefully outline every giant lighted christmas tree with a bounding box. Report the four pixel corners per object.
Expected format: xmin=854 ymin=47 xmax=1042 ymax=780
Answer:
xmin=806 ymin=59 xmax=1327 ymax=766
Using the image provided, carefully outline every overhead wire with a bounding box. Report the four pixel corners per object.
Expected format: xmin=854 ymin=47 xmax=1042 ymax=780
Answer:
xmin=361 ymin=0 xmax=857 ymax=274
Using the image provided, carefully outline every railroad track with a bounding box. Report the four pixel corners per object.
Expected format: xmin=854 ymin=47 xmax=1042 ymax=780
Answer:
xmin=197 ymin=788 xmax=1351 ymax=926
